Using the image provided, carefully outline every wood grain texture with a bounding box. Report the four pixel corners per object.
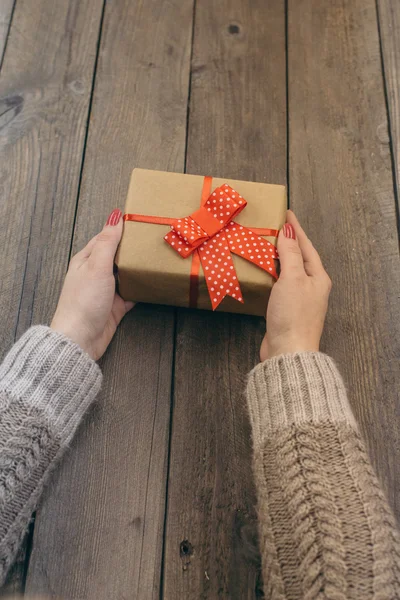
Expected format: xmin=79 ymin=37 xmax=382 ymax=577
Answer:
xmin=288 ymin=0 xmax=400 ymax=514
xmin=0 ymin=0 xmax=14 ymax=66
xmin=27 ymin=306 xmax=175 ymax=599
xmin=377 ymin=0 xmax=400 ymax=204
xmin=163 ymin=1 xmax=286 ymax=597
xmin=26 ymin=0 xmax=194 ymax=597
xmin=0 ymin=0 xmax=103 ymax=593
xmin=0 ymin=0 xmax=104 ymax=360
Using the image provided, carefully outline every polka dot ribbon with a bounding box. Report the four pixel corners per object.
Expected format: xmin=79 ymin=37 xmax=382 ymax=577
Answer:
xmin=123 ymin=176 xmax=279 ymax=310
xmin=164 ymin=182 xmax=279 ymax=309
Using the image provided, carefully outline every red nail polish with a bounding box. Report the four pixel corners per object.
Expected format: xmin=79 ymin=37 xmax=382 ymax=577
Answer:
xmin=283 ymin=223 xmax=296 ymax=240
xmin=106 ymin=209 xmax=122 ymax=227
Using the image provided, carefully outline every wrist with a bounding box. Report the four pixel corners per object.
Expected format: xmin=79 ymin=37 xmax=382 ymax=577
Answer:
xmin=266 ymin=334 xmax=320 ymax=360
xmin=0 ymin=326 xmax=102 ymax=443
xmin=50 ymin=318 xmax=94 ymax=360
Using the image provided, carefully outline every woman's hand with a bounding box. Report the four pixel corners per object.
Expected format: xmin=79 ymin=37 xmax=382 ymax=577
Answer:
xmin=51 ymin=209 xmax=134 ymax=360
xmin=260 ymin=210 xmax=332 ymax=361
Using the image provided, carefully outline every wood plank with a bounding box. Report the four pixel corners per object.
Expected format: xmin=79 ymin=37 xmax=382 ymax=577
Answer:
xmin=377 ymin=0 xmax=400 ymax=204
xmin=25 ymin=0 xmax=194 ymax=597
xmin=0 ymin=0 xmax=104 ymax=359
xmin=27 ymin=306 xmax=175 ymax=599
xmin=0 ymin=0 xmax=14 ymax=67
xmin=0 ymin=0 xmax=104 ymax=593
xmin=163 ymin=1 xmax=286 ymax=597
xmin=288 ymin=0 xmax=400 ymax=514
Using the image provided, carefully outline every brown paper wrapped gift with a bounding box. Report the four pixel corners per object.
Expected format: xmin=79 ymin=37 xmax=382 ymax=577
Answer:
xmin=116 ymin=169 xmax=287 ymax=317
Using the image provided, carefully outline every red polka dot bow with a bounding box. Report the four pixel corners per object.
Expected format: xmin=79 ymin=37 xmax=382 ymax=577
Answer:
xmin=164 ymin=184 xmax=278 ymax=309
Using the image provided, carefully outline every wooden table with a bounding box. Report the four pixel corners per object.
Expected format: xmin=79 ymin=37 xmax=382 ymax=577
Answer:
xmin=1 ymin=0 xmax=399 ymax=597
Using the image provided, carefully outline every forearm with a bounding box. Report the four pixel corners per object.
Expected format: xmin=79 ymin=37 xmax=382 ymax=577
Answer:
xmin=247 ymin=352 xmax=400 ymax=599
xmin=0 ymin=326 xmax=102 ymax=584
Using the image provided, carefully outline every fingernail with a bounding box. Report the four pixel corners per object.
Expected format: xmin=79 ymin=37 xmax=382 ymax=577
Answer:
xmin=283 ymin=224 xmax=296 ymax=240
xmin=106 ymin=209 xmax=122 ymax=226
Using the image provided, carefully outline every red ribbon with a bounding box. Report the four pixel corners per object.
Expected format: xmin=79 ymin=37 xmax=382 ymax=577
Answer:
xmin=123 ymin=176 xmax=279 ymax=310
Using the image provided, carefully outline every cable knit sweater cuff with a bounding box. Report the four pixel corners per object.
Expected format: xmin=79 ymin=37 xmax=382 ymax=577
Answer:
xmin=0 ymin=326 xmax=102 ymax=445
xmin=247 ymin=352 xmax=357 ymax=448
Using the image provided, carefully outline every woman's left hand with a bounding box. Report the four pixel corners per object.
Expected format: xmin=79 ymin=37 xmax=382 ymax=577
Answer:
xmin=51 ymin=209 xmax=134 ymax=360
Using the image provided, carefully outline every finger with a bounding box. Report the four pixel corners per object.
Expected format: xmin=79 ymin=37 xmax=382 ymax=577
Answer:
xmin=75 ymin=235 xmax=98 ymax=262
xmin=69 ymin=235 xmax=98 ymax=268
xmin=286 ymin=210 xmax=325 ymax=276
xmin=89 ymin=209 xmax=123 ymax=271
xmin=112 ymin=295 xmax=135 ymax=326
xmin=124 ymin=300 xmax=135 ymax=313
xmin=277 ymin=222 xmax=306 ymax=276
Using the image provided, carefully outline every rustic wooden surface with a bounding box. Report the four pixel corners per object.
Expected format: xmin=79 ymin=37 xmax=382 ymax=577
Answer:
xmin=288 ymin=0 xmax=400 ymax=511
xmin=0 ymin=0 xmax=399 ymax=597
xmin=0 ymin=0 xmax=14 ymax=65
xmin=25 ymin=0 xmax=193 ymax=598
xmin=0 ymin=0 xmax=104 ymax=593
xmin=0 ymin=0 xmax=104 ymax=358
xmin=162 ymin=0 xmax=286 ymax=597
xmin=377 ymin=0 xmax=400 ymax=199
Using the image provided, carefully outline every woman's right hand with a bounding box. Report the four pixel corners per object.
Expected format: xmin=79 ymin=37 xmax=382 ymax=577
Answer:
xmin=260 ymin=210 xmax=332 ymax=362
xmin=51 ymin=209 xmax=134 ymax=361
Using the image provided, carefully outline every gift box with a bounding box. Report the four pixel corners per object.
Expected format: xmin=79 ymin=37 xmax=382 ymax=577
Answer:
xmin=116 ymin=169 xmax=287 ymax=317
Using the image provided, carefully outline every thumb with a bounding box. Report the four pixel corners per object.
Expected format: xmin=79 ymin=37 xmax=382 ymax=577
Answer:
xmin=112 ymin=296 xmax=135 ymax=327
xmin=89 ymin=209 xmax=123 ymax=270
xmin=277 ymin=223 xmax=305 ymax=275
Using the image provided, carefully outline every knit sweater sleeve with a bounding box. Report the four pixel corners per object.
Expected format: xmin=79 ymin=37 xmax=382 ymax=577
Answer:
xmin=247 ymin=352 xmax=400 ymax=599
xmin=0 ymin=326 xmax=102 ymax=584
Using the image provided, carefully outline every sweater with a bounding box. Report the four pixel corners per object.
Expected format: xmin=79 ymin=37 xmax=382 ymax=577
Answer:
xmin=247 ymin=354 xmax=400 ymax=598
xmin=0 ymin=326 xmax=102 ymax=583
xmin=0 ymin=326 xmax=399 ymax=597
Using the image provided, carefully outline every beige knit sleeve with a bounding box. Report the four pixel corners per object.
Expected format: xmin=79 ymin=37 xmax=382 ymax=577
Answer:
xmin=247 ymin=352 xmax=400 ymax=599
xmin=0 ymin=326 xmax=102 ymax=585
